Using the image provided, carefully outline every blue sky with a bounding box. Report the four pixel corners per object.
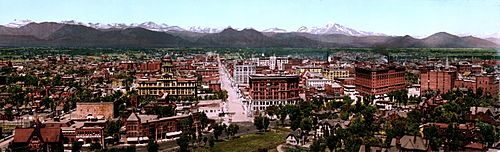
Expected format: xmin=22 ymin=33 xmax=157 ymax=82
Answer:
xmin=1 ymin=0 xmax=499 ymax=37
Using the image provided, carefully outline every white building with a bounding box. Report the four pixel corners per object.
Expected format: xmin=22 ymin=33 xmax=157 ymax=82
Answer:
xmin=233 ymin=63 xmax=256 ymax=86
xmin=306 ymin=78 xmax=331 ymax=88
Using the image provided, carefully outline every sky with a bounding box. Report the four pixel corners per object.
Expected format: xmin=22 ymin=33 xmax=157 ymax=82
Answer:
xmin=0 ymin=0 xmax=499 ymax=37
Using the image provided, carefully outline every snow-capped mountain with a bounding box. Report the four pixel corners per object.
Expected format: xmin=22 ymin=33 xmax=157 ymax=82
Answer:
xmin=4 ymin=19 xmax=33 ymax=28
xmin=187 ymin=26 xmax=225 ymax=33
xmin=296 ymin=22 xmax=384 ymax=36
xmin=262 ymin=27 xmax=287 ymax=33
xmin=2 ymin=20 xmax=385 ymax=36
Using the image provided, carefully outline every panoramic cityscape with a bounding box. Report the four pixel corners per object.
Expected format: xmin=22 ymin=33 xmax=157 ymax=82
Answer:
xmin=0 ymin=0 xmax=499 ymax=152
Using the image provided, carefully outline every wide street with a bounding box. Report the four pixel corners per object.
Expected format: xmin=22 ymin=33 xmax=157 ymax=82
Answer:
xmin=218 ymin=57 xmax=252 ymax=123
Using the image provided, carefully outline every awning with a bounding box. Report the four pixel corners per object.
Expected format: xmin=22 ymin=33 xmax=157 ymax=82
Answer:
xmin=127 ymin=137 xmax=139 ymax=142
xmin=78 ymin=139 xmax=84 ymax=142
xmin=139 ymin=137 xmax=149 ymax=141
xmin=166 ymin=131 xmax=182 ymax=136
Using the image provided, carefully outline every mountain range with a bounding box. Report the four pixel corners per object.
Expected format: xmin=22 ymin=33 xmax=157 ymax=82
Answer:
xmin=0 ymin=20 xmax=498 ymax=48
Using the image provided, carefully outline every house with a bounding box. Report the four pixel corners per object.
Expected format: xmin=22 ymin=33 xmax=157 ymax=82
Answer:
xmin=316 ymin=118 xmax=349 ymax=138
xmin=464 ymin=142 xmax=487 ymax=152
xmin=12 ymin=124 xmax=64 ymax=152
xmin=390 ymin=135 xmax=429 ymax=152
xmin=286 ymin=128 xmax=307 ymax=147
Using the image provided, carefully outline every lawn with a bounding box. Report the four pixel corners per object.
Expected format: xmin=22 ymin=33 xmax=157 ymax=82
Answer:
xmin=203 ymin=128 xmax=291 ymax=152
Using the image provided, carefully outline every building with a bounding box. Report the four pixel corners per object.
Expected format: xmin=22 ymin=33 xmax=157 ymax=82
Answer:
xmin=137 ymin=74 xmax=197 ymax=98
xmin=125 ymin=113 xmax=199 ymax=144
xmin=12 ymin=124 xmax=63 ymax=152
xmin=233 ymin=62 xmax=256 ymax=86
xmin=455 ymin=75 xmax=499 ymax=96
xmin=306 ymin=78 xmax=331 ymax=88
xmin=420 ymin=69 xmax=456 ymax=94
xmin=355 ymin=66 xmax=406 ymax=97
xmin=248 ymin=74 xmax=300 ymax=111
xmin=251 ymin=56 xmax=289 ymax=71
xmin=74 ymin=102 xmax=114 ymax=120
xmin=322 ymin=68 xmax=350 ymax=81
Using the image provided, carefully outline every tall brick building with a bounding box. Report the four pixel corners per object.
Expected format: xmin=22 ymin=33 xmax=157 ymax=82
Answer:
xmin=420 ymin=70 xmax=457 ymax=94
xmin=355 ymin=66 xmax=406 ymax=96
xmin=455 ymin=75 xmax=499 ymax=96
xmin=249 ymin=74 xmax=300 ymax=111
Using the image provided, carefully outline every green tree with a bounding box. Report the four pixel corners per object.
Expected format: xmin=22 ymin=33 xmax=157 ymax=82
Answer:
xmin=310 ymin=139 xmax=326 ymax=152
xmin=265 ymin=105 xmax=279 ymax=119
xmin=300 ymin=117 xmax=313 ymax=132
xmin=423 ymin=125 xmax=441 ymax=151
xmin=213 ymin=123 xmax=226 ymax=140
xmin=177 ymin=132 xmax=190 ymax=152
xmin=477 ymin=121 xmax=498 ymax=147
xmin=263 ymin=116 xmax=270 ymax=131
xmin=326 ymin=134 xmax=339 ymax=152
xmin=199 ymin=112 xmax=209 ymax=130
xmin=72 ymin=141 xmax=83 ymax=152
xmin=254 ymin=116 xmax=264 ymax=131
xmin=147 ymin=139 xmax=159 ymax=152
xmin=208 ymin=135 xmax=215 ymax=148
xmin=90 ymin=142 xmax=102 ymax=151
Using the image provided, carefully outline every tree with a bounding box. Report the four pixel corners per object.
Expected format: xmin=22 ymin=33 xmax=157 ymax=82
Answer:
xmin=263 ymin=116 xmax=270 ymax=131
xmin=203 ymin=136 xmax=208 ymax=146
xmin=72 ymin=141 xmax=83 ymax=152
xmin=300 ymin=117 xmax=313 ymax=132
xmin=254 ymin=116 xmax=264 ymax=131
xmin=90 ymin=142 xmax=102 ymax=151
xmin=310 ymin=139 xmax=326 ymax=152
xmin=477 ymin=121 xmax=498 ymax=147
xmin=147 ymin=139 xmax=159 ymax=152
xmin=199 ymin=112 xmax=209 ymax=130
xmin=208 ymin=135 xmax=215 ymax=148
xmin=213 ymin=123 xmax=226 ymax=140
xmin=265 ymin=105 xmax=279 ymax=119
xmin=177 ymin=132 xmax=190 ymax=152
xmin=423 ymin=125 xmax=441 ymax=151
xmin=226 ymin=124 xmax=239 ymax=138
xmin=278 ymin=106 xmax=288 ymax=126
xmin=326 ymin=134 xmax=339 ymax=152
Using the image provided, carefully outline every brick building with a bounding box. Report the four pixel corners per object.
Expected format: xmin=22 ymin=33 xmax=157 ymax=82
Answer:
xmin=420 ymin=70 xmax=456 ymax=94
xmin=455 ymin=75 xmax=499 ymax=96
xmin=12 ymin=124 xmax=63 ymax=152
xmin=355 ymin=66 xmax=406 ymax=96
xmin=139 ymin=61 xmax=161 ymax=72
xmin=248 ymin=74 xmax=300 ymax=111
xmin=125 ymin=113 xmax=199 ymax=144
xmin=74 ymin=102 xmax=114 ymax=120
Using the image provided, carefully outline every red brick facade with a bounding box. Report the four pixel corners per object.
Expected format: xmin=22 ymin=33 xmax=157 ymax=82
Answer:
xmin=355 ymin=66 xmax=406 ymax=96
xmin=420 ymin=70 xmax=456 ymax=94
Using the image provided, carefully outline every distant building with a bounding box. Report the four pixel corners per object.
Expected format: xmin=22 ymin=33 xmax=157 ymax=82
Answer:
xmin=74 ymin=102 xmax=114 ymax=120
xmin=125 ymin=113 xmax=200 ymax=144
xmin=13 ymin=124 xmax=63 ymax=152
xmin=248 ymin=74 xmax=300 ymax=111
xmin=420 ymin=69 xmax=456 ymax=94
xmin=355 ymin=65 xmax=406 ymax=96
xmin=233 ymin=62 xmax=256 ymax=86
xmin=455 ymin=75 xmax=499 ymax=96
xmin=322 ymin=68 xmax=349 ymax=81
xmin=137 ymin=74 xmax=197 ymax=98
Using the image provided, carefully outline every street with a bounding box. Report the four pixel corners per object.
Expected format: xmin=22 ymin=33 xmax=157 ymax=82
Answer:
xmin=218 ymin=56 xmax=252 ymax=123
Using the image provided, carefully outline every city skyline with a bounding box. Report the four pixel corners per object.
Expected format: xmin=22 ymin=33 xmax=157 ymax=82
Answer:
xmin=1 ymin=0 xmax=499 ymax=37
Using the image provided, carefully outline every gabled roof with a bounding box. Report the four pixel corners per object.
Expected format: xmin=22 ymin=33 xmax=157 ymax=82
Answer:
xmin=127 ymin=113 xmax=140 ymax=122
xmin=391 ymin=135 xmax=428 ymax=151
xmin=40 ymin=128 xmax=61 ymax=143
xmin=13 ymin=128 xmax=35 ymax=143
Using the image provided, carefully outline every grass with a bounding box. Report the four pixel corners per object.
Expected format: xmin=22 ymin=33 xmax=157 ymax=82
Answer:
xmin=198 ymin=128 xmax=291 ymax=152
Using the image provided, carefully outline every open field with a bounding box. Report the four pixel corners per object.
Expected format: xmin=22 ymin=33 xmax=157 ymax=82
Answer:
xmin=195 ymin=127 xmax=291 ymax=152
